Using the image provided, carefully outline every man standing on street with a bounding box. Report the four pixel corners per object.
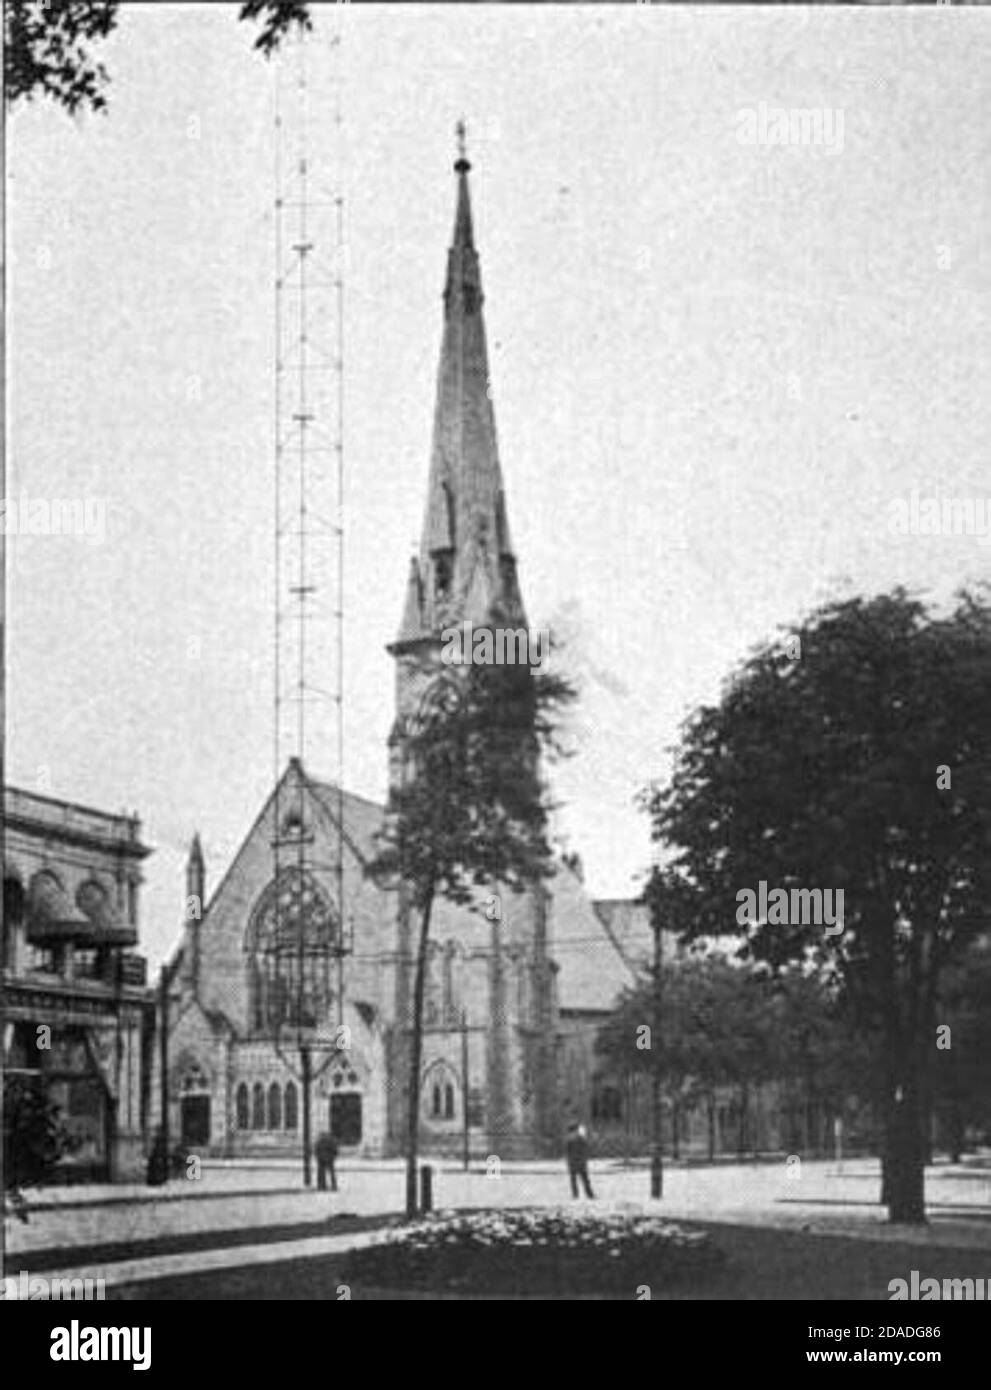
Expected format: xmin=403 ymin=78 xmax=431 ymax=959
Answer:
xmin=565 ymin=1122 xmax=595 ymax=1199
xmin=315 ymin=1130 xmax=339 ymax=1192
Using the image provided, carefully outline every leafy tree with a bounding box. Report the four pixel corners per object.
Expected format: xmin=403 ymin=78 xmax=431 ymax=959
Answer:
xmin=642 ymin=588 xmax=991 ymax=1223
xmin=2 ymin=1075 xmax=78 ymax=1220
xmin=596 ymin=951 xmax=764 ymax=1157
xmin=4 ymin=0 xmax=310 ymax=115
xmin=370 ymin=655 xmax=574 ymax=1217
xmin=4 ymin=0 xmax=118 ymax=113
xmin=597 ymin=945 xmax=872 ymax=1158
xmin=238 ymin=0 xmax=311 ymax=56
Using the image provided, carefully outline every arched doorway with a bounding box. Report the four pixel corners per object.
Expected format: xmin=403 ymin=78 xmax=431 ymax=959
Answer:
xmin=181 ymin=1094 xmax=211 ymax=1148
xmin=326 ymin=1057 xmax=363 ymax=1145
xmin=176 ymin=1055 xmax=212 ymax=1149
xmin=329 ymin=1092 xmax=362 ymax=1146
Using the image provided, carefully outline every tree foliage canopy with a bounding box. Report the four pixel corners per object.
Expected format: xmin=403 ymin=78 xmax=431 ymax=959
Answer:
xmin=644 ymin=589 xmax=991 ymax=1005
xmin=4 ymin=0 xmax=310 ymax=114
xmin=371 ymin=659 xmax=576 ymax=913
xmin=597 ymin=952 xmax=873 ymax=1108
xmin=3 ymin=1074 xmax=78 ymax=1204
xmin=4 ymin=0 xmax=119 ymax=114
xmin=641 ymin=586 xmax=991 ymax=1220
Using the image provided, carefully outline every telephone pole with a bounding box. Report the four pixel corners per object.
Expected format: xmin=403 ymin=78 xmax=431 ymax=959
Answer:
xmin=461 ymin=1007 xmax=470 ymax=1171
xmin=650 ymin=916 xmax=663 ymax=1199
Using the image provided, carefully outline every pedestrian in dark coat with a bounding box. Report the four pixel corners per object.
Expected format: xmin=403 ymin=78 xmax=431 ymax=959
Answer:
xmin=146 ymin=1129 xmax=168 ymax=1187
xmin=565 ymin=1122 xmax=595 ymax=1199
xmin=314 ymin=1130 xmax=339 ymax=1192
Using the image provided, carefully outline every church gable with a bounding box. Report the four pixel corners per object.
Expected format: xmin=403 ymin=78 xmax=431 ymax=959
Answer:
xmin=192 ymin=762 xmax=393 ymax=1035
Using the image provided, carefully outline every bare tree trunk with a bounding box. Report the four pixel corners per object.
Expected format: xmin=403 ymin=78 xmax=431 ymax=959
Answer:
xmin=879 ymin=1077 xmax=892 ymax=1208
xmin=707 ymin=1093 xmax=716 ymax=1163
xmin=921 ymin=1092 xmax=934 ymax=1166
xmin=947 ymin=1102 xmax=964 ymax=1165
xmin=880 ymin=964 xmax=926 ymax=1223
xmin=886 ymin=1084 xmax=926 ymax=1223
xmin=406 ymin=888 xmax=435 ymax=1218
xmin=623 ymin=1072 xmax=631 ymax=1166
xmin=806 ymin=1074 xmax=817 ymax=1156
xmin=887 ymin=924 xmax=929 ymax=1224
xmin=737 ymin=1084 xmax=748 ymax=1157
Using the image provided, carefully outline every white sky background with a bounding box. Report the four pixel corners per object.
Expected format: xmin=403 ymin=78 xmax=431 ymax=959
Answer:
xmin=7 ymin=4 xmax=989 ymax=970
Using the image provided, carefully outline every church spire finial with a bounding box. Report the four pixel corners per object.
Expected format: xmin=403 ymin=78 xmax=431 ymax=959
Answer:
xmin=454 ymin=118 xmax=470 ymax=173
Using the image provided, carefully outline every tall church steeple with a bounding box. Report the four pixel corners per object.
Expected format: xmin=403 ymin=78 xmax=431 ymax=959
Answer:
xmin=393 ymin=123 xmax=525 ymax=650
xmin=386 ymin=134 xmax=555 ymax=1158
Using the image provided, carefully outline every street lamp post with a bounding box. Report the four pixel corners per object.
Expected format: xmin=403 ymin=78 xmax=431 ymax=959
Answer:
xmin=650 ymin=917 xmax=663 ymax=1199
xmin=461 ymin=1007 xmax=470 ymax=1172
xmin=159 ymin=964 xmax=170 ymax=1161
xmin=301 ymin=1041 xmax=312 ymax=1188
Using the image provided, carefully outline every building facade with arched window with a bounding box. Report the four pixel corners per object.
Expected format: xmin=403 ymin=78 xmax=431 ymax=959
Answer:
xmin=1 ymin=786 xmax=153 ymax=1181
xmin=155 ymin=752 xmax=558 ymax=1159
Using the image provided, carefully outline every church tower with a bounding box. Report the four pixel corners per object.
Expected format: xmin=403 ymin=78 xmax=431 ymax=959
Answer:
xmin=386 ymin=126 xmax=556 ymax=1158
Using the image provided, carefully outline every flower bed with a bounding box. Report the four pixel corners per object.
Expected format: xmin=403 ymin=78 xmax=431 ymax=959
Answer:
xmin=342 ymin=1208 xmax=723 ymax=1295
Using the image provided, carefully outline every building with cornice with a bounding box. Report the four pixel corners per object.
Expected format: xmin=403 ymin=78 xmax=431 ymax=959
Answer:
xmin=2 ymin=787 xmax=153 ymax=1181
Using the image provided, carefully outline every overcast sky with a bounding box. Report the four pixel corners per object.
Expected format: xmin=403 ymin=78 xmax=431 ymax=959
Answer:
xmin=7 ymin=4 xmax=989 ymax=969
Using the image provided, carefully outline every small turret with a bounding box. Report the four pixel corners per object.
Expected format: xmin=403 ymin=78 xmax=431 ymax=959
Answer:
xmin=182 ymin=833 xmax=205 ymax=991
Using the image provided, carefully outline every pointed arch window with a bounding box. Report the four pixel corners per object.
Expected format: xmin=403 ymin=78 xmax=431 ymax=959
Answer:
xmin=442 ymin=941 xmax=457 ymax=1025
xmin=424 ymin=943 xmax=443 ymax=1027
xmin=246 ymin=868 xmax=338 ymax=1034
xmin=247 ymin=958 xmax=263 ymax=1034
xmin=434 ymin=550 xmax=453 ymax=600
xmin=252 ymin=1082 xmax=265 ymax=1130
xmin=285 ymin=1081 xmax=298 ymax=1131
xmin=235 ymin=1083 xmax=249 ymax=1130
xmin=268 ymin=1083 xmax=282 ymax=1130
xmin=425 ymin=1062 xmax=459 ymax=1123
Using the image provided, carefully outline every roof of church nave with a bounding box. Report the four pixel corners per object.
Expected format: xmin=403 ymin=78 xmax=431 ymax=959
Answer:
xmin=168 ymin=760 xmax=636 ymax=1017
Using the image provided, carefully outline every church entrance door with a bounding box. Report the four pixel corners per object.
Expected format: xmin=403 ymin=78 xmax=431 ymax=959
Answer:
xmin=181 ymin=1095 xmax=211 ymax=1148
xmin=330 ymin=1092 xmax=361 ymax=1146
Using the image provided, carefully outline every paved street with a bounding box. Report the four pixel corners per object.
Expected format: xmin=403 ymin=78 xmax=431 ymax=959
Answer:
xmin=6 ymin=1156 xmax=991 ymax=1296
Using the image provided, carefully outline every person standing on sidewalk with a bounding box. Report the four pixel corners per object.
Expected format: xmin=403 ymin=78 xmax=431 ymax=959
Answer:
xmin=314 ymin=1130 xmax=339 ymax=1192
xmin=565 ymin=1122 xmax=595 ymax=1199
xmin=146 ymin=1129 xmax=168 ymax=1187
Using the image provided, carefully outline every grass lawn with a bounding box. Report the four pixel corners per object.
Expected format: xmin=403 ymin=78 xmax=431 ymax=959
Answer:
xmin=108 ymin=1218 xmax=991 ymax=1300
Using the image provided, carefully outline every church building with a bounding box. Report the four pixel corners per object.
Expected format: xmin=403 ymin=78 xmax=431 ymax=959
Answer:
xmin=157 ymin=135 xmax=635 ymax=1161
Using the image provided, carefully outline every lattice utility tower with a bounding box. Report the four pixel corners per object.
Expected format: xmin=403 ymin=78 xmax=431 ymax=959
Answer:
xmin=270 ymin=21 xmax=350 ymax=1181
